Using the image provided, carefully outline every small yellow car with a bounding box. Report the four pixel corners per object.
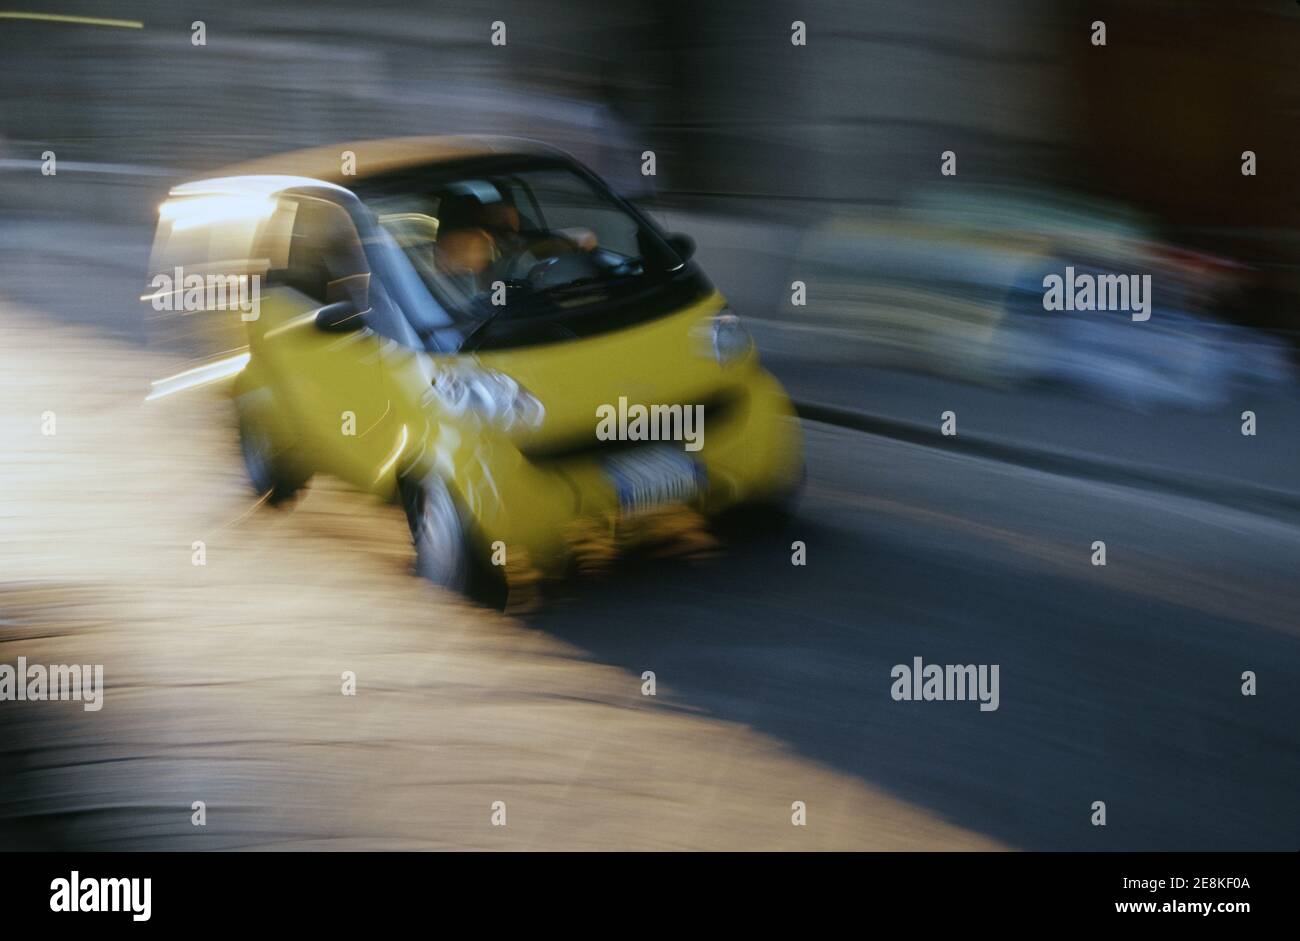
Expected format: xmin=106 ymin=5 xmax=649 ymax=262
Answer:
xmin=149 ymin=137 xmax=804 ymax=599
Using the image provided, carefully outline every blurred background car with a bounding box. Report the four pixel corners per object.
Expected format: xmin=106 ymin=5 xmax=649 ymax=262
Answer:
xmin=790 ymin=185 xmax=1295 ymax=409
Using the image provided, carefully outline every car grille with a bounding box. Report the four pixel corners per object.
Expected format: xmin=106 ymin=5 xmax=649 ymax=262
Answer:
xmin=521 ymin=389 xmax=746 ymax=462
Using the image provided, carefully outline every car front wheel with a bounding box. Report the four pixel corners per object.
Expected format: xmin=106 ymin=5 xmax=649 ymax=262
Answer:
xmin=401 ymin=472 xmax=472 ymax=593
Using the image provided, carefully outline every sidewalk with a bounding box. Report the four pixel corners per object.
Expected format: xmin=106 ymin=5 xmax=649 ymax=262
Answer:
xmin=770 ymin=356 xmax=1300 ymax=507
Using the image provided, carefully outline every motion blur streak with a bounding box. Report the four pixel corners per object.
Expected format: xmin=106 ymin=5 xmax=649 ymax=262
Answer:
xmin=1 ymin=0 xmax=1299 ymax=850
xmin=145 ymin=352 xmax=250 ymax=401
xmin=0 ymin=11 xmax=142 ymax=28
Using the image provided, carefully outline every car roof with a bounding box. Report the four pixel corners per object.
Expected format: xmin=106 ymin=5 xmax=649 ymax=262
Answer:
xmin=208 ymin=135 xmax=568 ymax=188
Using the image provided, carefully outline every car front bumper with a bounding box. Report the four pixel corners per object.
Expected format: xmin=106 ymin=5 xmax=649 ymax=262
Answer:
xmin=445 ymin=366 xmax=804 ymax=577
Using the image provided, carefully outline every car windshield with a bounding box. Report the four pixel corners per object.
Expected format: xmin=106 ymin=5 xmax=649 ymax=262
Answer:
xmin=356 ymin=157 xmax=688 ymax=348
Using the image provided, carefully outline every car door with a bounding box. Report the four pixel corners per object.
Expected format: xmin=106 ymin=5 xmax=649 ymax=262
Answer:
xmin=252 ymin=193 xmax=396 ymax=491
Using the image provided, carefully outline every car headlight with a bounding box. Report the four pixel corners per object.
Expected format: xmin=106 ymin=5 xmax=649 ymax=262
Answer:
xmin=426 ymin=363 xmax=545 ymax=431
xmin=711 ymin=310 xmax=753 ymax=366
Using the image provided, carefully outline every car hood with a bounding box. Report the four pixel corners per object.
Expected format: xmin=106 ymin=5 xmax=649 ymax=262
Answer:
xmin=475 ymin=291 xmax=742 ymax=454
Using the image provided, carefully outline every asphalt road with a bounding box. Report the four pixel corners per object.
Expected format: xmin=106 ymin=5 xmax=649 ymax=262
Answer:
xmin=530 ymin=421 xmax=1300 ymax=850
xmin=1 ymin=301 xmax=1296 ymax=850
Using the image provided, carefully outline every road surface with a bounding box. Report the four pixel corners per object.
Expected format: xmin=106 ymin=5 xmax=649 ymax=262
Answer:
xmin=1 ymin=302 xmax=1296 ymax=850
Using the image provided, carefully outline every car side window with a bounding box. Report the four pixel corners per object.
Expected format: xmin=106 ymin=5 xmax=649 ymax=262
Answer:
xmin=276 ymin=197 xmax=370 ymax=310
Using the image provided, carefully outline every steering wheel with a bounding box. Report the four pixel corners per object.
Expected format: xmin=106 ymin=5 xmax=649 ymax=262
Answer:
xmin=524 ymin=250 xmax=608 ymax=291
xmin=494 ymin=232 xmax=581 ymax=280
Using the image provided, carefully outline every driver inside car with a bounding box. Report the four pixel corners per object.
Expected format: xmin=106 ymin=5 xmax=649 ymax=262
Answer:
xmin=434 ymin=183 xmax=591 ymax=289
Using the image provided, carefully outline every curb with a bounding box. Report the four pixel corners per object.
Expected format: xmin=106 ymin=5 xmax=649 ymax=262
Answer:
xmin=793 ymin=399 xmax=1300 ymax=518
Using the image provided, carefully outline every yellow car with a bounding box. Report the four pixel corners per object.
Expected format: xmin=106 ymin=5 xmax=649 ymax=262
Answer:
xmin=149 ymin=136 xmax=803 ymax=599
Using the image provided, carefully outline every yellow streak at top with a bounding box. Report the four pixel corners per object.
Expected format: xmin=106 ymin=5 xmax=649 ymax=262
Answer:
xmin=0 ymin=11 xmax=143 ymax=28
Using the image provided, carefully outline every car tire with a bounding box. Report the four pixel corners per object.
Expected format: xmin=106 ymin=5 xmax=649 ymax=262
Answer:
xmin=401 ymin=472 xmax=473 ymax=594
xmin=237 ymin=402 xmax=310 ymax=506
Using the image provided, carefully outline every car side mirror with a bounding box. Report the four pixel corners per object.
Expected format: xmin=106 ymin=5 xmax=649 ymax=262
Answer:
xmin=314 ymin=300 xmax=364 ymax=333
xmin=665 ymin=233 xmax=696 ymax=263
